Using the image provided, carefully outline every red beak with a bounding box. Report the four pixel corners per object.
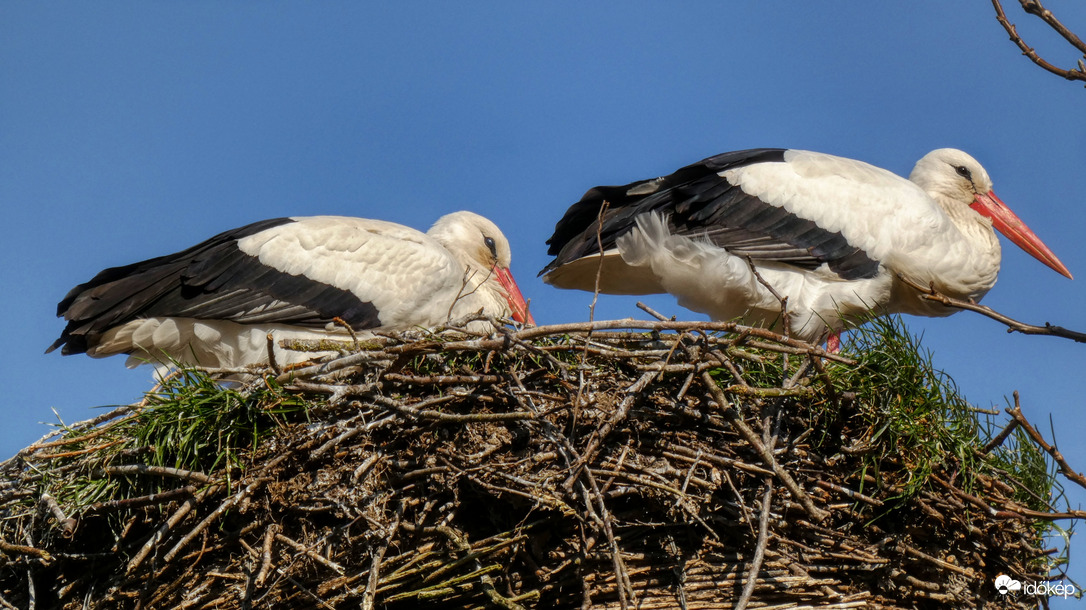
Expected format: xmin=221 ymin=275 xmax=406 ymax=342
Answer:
xmin=970 ymin=190 xmax=1073 ymax=279
xmin=494 ymin=266 xmax=536 ymax=325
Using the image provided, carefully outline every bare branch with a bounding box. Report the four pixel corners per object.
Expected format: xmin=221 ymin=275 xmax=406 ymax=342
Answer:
xmin=898 ymin=273 xmax=1086 ymax=343
xmin=1020 ymin=0 xmax=1086 ymax=54
xmin=1008 ymin=391 xmax=1086 ymax=491
xmin=992 ymin=0 xmax=1086 ymax=84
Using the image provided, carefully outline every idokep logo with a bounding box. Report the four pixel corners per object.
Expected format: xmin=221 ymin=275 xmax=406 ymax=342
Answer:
xmin=995 ymin=574 xmax=1022 ymax=595
xmin=995 ymin=574 xmax=1077 ymax=599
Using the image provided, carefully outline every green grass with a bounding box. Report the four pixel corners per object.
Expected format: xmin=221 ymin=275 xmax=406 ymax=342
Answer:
xmin=132 ymin=368 xmax=311 ymax=474
xmin=827 ymin=315 xmax=1056 ymax=509
xmin=39 ymin=368 xmax=314 ymax=510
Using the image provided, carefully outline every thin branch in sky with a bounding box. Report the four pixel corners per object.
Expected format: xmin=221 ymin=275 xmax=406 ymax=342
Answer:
xmin=897 ymin=273 xmax=1086 ymax=343
xmin=991 ymin=0 xmax=1086 ymax=85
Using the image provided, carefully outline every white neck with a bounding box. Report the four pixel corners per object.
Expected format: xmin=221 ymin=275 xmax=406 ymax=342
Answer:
xmin=932 ymin=194 xmax=1002 ymax=299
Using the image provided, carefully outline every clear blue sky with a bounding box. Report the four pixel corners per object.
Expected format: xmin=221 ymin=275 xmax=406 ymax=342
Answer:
xmin=3 ymin=2 xmax=1085 ymax=601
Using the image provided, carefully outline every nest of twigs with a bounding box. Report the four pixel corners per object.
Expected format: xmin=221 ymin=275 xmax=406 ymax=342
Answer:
xmin=0 ymin=314 xmax=1077 ymax=609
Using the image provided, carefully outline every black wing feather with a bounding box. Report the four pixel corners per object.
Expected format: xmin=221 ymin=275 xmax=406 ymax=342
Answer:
xmin=51 ymin=217 xmax=381 ymax=356
xmin=542 ymin=148 xmax=880 ymax=281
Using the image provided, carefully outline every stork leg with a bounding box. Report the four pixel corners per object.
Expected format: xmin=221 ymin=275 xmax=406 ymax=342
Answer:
xmin=826 ymin=332 xmax=841 ymax=354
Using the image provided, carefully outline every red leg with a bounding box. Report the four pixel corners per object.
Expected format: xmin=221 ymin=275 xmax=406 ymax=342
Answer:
xmin=827 ymin=332 xmax=841 ymax=354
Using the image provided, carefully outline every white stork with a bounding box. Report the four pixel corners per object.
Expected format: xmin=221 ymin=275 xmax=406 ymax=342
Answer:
xmin=541 ymin=148 xmax=1071 ymax=345
xmin=50 ymin=211 xmax=534 ymax=369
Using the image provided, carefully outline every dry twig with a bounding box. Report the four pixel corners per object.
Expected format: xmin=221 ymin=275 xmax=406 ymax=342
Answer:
xmin=898 ymin=273 xmax=1086 ymax=343
xmin=992 ymin=0 xmax=1086 ymax=84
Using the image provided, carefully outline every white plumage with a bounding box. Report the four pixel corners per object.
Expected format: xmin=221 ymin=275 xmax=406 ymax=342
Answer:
xmin=51 ymin=211 xmax=533 ymax=369
xmin=542 ymin=148 xmax=1071 ymax=344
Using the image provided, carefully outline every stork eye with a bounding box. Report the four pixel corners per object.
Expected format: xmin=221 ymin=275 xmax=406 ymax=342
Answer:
xmin=484 ymin=236 xmax=498 ymax=258
xmin=954 ymin=165 xmax=973 ymax=181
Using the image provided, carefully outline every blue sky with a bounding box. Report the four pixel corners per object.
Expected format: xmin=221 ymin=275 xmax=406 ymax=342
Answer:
xmin=3 ymin=2 xmax=1086 ymax=601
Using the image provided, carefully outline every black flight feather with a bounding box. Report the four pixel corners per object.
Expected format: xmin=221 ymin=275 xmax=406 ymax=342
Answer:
xmin=542 ymin=148 xmax=879 ymax=281
xmin=50 ymin=217 xmax=381 ymax=356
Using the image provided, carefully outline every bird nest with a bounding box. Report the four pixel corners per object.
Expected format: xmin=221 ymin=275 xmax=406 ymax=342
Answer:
xmin=0 ymin=315 xmax=1078 ymax=609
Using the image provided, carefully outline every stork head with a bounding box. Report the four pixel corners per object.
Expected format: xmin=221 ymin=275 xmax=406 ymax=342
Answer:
xmin=429 ymin=211 xmax=535 ymax=325
xmin=910 ymin=148 xmax=1072 ymax=279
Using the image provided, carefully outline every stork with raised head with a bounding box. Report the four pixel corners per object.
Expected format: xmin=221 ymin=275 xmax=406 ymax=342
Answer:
xmin=50 ymin=211 xmax=534 ymax=369
xmin=541 ymin=148 xmax=1071 ymax=345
